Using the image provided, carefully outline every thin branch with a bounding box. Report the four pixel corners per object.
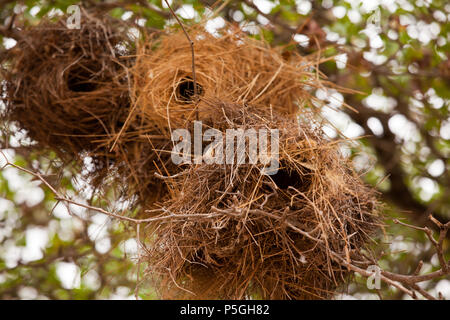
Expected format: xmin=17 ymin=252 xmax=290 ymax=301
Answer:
xmin=163 ymin=0 xmax=198 ymax=101
xmin=0 ymin=151 xmax=216 ymax=224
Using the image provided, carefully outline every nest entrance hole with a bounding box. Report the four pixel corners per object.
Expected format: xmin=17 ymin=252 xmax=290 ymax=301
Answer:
xmin=271 ymin=166 xmax=311 ymax=191
xmin=67 ymin=65 xmax=100 ymax=92
xmin=176 ymin=76 xmax=204 ymax=103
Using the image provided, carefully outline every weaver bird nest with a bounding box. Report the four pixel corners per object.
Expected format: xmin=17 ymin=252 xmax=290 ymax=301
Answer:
xmin=0 ymin=12 xmax=381 ymax=299
xmin=146 ymin=101 xmax=380 ymax=299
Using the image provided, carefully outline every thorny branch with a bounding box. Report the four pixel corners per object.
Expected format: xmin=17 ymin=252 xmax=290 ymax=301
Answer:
xmin=163 ymin=0 xmax=198 ymax=102
xmin=334 ymin=216 xmax=449 ymax=300
xmin=1 ymin=3 xmax=448 ymax=299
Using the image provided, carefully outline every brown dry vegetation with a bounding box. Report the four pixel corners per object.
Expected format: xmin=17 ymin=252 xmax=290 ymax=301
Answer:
xmin=144 ymin=100 xmax=381 ymax=299
xmin=0 ymin=12 xmax=382 ymax=299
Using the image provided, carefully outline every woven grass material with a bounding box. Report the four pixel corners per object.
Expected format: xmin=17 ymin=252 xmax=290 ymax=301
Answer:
xmin=0 ymin=12 xmax=169 ymax=205
xmin=129 ymin=26 xmax=340 ymax=135
xmin=1 ymin=11 xmax=132 ymax=157
xmin=0 ymin=11 xmax=132 ymax=196
xmin=113 ymin=26 xmax=343 ymax=206
xmin=144 ymin=100 xmax=381 ymax=299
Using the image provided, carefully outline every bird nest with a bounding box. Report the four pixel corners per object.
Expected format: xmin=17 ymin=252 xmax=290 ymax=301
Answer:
xmin=130 ymin=25 xmax=334 ymax=133
xmin=142 ymin=101 xmax=380 ymax=299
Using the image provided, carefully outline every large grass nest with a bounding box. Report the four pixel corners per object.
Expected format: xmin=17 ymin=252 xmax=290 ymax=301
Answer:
xmin=130 ymin=26 xmax=344 ymax=134
xmin=0 ymin=10 xmax=139 ymax=193
xmin=0 ymin=11 xmax=169 ymax=205
xmin=143 ymin=100 xmax=381 ymax=299
xmin=1 ymin=10 xmax=135 ymax=155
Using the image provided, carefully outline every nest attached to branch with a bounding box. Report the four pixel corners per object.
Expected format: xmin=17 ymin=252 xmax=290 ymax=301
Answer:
xmin=130 ymin=26 xmax=335 ymax=134
xmin=0 ymin=11 xmax=171 ymax=205
xmin=144 ymin=101 xmax=381 ymax=299
xmin=0 ymin=11 xmax=137 ymax=189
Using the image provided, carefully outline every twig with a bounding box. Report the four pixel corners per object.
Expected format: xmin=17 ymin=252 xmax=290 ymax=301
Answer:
xmin=0 ymin=151 xmax=215 ymax=224
xmin=163 ymin=0 xmax=198 ymax=102
xmin=0 ymin=13 xmax=21 ymax=39
xmin=394 ymin=218 xmax=450 ymax=273
xmin=336 ymin=218 xmax=450 ymax=299
xmin=242 ymin=0 xmax=293 ymax=32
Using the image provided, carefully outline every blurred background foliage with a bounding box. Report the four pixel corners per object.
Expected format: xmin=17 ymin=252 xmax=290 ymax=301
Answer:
xmin=0 ymin=0 xmax=449 ymax=299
